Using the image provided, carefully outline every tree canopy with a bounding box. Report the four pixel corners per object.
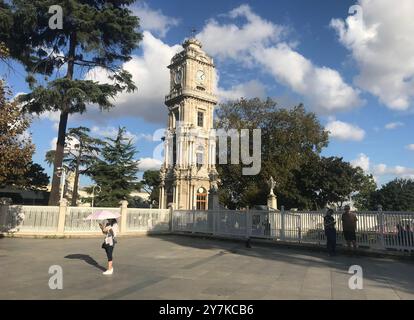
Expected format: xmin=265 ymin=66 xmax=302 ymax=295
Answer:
xmin=0 ymin=80 xmax=34 ymax=188
xmin=87 ymin=127 xmax=140 ymax=207
xmin=1 ymin=0 xmax=142 ymax=205
xmin=367 ymin=179 xmax=414 ymax=211
xmin=215 ymin=98 xmax=376 ymax=210
xmin=45 ymin=127 xmax=103 ymax=206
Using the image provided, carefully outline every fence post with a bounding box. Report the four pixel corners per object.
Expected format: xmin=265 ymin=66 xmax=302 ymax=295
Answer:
xmin=377 ymin=205 xmax=385 ymax=249
xmin=212 ymin=211 xmax=216 ymax=235
xmin=57 ymin=199 xmax=68 ymax=235
xmin=281 ymin=205 xmax=285 ymax=241
xmin=169 ymin=205 xmax=174 ymax=233
xmin=246 ymin=209 xmax=252 ymax=240
xmin=0 ymin=198 xmax=12 ymax=231
xmin=192 ymin=210 xmax=196 ymax=233
xmin=119 ymin=200 xmax=128 ymax=235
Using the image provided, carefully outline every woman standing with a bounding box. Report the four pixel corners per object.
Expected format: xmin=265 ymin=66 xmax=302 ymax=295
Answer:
xmin=99 ymin=218 xmax=119 ymax=275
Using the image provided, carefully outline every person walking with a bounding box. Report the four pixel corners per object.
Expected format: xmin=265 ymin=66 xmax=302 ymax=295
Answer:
xmin=342 ymin=205 xmax=358 ymax=252
xmin=99 ymin=218 xmax=119 ymax=275
xmin=324 ymin=209 xmax=337 ymax=256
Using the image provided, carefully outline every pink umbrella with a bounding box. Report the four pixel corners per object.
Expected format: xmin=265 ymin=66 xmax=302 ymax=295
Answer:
xmin=84 ymin=210 xmax=121 ymax=220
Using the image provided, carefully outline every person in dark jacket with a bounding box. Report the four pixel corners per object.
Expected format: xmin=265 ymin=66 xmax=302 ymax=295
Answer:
xmin=324 ymin=209 xmax=337 ymax=256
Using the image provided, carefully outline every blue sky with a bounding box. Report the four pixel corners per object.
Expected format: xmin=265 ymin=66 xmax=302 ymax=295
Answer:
xmin=2 ymin=0 xmax=414 ymax=187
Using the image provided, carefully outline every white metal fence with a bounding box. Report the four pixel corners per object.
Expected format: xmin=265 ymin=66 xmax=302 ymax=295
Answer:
xmin=0 ymin=205 xmax=170 ymax=234
xmin=64 ymin=207 xmax=120 ymax=233
xmin=172 ymin=209 xmax=414 ymax=251
xmin=1 ymin=205 xmax=60 ymax=232
xmin=1 ymin=204 xmax=413 ymax=252
xmin=127 ymin=208 xmax=170 ymax=232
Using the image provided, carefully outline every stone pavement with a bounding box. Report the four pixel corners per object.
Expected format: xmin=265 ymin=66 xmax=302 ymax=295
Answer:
xmin=1 ymin=234 xmax=413 ymax=300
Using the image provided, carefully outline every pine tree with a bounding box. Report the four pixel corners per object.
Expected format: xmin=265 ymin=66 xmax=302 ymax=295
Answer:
xmin=3 ymin=0 xmax=142 ymax=205
xmin=45 ymin=127 xmax=103 ymax=206
xmin=88 ymin=127 xmax=140 ymax=207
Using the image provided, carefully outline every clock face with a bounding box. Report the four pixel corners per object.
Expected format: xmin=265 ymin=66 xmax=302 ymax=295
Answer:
xmin=196 ymin=70 xmax=206 ymax=83
xmin=174 ymin=68 xmax=183 ymax=85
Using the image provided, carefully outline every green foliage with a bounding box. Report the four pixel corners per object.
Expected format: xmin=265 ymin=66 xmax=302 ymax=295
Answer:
xmin=369 ymin=179 xmax=414 ymax=211
xmin=0 ymin=80 xmax=34 ymax=187
xmin=2 ymin=0 xmax=142 ymax=205
xmin=45 ymin=127 xmax=103 ymax=205
xmin=290 ymin=157 xmax=377 ymax=210
xmin=142 ymin=170 xmax=161 ymax=205
xmin=15 ymin=162 xmax=50 ymax=190
xmin=216 ymin=98 xmax=329 ymax=209
xmin=216 ymin=98 xmax=376 ymax=210
xmin=2 ymin=0 xmax=142 ymax=75
xmin=87 ymin=127 xmax=140 ymax=207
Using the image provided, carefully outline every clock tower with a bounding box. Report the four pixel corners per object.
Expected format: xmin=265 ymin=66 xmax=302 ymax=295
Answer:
xmin=159 ymin=38 xmax=219 ymax=210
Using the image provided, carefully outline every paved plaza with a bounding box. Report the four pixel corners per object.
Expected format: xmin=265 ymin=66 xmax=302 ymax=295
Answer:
xmin=1 ymin=235 xmax=413 ymax=300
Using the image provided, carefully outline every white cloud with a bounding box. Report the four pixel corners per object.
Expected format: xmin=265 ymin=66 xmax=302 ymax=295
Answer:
xmin=351 ymin=153 xmax=370 ymax=171
xmin=49 ymin=136 xmax=80 ymax=152
xmin=385 ymin=122 xmax=404 ymax=130
xmin=138 ymin=157 xmax=162 ymax=172
xmin=217 ymin=80 xmax=267 ymax=101
xmin=406 ymin=144 xmax=414 ymax=151
xmin=373 ymin=163 xmax=414 ymax=178
xmin=50 ymin=137 xmax=57 ymax=151
xmin=197 ymin=4 xmax=362 ymax=113
xmin=326 ymin=120 xmax=366 ymax=141
xmin=253 ymin=44 xmax=362 ymax=113
xmin=91 ymin=126 xmax=138 ymax=142
xmin=132 ymin=2 xmax=179 ymax=37
xmin=331 ymin=0 xmax=414 ymax=110
xmin=351 ymin=153 xmax=414 ymax=183
xmin=37 ymin=110 xmax=60 ymax=123
xmin=198 ymin=4 xmax=286 ymax=62
xmin=84 ymin=31 xmax=181 ymax=124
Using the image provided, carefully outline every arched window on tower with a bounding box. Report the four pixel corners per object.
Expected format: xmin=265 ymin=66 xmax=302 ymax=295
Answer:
xmin=196 ymin=187 xmax=207 ymax=211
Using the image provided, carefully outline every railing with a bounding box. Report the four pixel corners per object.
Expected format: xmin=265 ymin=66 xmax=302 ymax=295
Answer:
xmin=0 ymin=204 xmax=170 ymax=235
xmin=126 ymin=208 xmax=170 ymax=232
xmin=172 ymin=209 xmax=414 ymax=251
xmin=65 ymin=207 xmax=120 ymax=233
xmin=1 ymin=205 xmax=60 ymax=232
xmin=2 ymin=204 xmax=413 ymax=252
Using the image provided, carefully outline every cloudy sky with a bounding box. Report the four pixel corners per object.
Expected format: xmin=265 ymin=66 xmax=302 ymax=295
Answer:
xmin=2 ymin=0 xmax=414 ymax=187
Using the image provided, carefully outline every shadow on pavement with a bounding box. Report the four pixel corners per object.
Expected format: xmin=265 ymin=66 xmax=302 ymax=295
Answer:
xmin=65 ymin=254 xmax=106 ymax=271
xmin=149 ymin=233 xmax=414 ymax=296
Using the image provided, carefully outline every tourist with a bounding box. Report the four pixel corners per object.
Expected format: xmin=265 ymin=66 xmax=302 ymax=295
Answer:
xmin=324 ymin=209 xmax=337 ymax=256
xmin=99 ymin=218 xmax=119 ymax=275
xmin=341 ymin=205 xmax=358 ymax=252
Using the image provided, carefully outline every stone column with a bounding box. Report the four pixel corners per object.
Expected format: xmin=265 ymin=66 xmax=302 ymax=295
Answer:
xmin=57 ymin=199 xmax=68 ymax=235
xmin=267 ymin=193 xmax=277 ymax=210
xmin=208 ymin=188 xmax=220 ymax=211
xmin=119 ymin=200 xmax=128 ymax=234
xmin=0 ymin=198 xmax=12 ymax=231
xmin=159 ymin=186 xmax=165 ymax=209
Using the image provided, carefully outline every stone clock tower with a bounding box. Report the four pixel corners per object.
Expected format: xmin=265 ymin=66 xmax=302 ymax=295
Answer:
xmin=159 ymin=38 xmax=219 ymax=210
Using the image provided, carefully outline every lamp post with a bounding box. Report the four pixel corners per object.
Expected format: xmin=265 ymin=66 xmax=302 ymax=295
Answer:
xmin=55 ymin=166 xmax=68 ymax=203
xmin=91 ymin=185 xmax=101 ymax=210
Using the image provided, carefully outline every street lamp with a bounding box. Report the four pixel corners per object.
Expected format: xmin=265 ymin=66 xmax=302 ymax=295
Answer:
xmin=55 ymin=166 xmax=69 ymax=203
xmin=91 ymin=185 xmax=101 ymax=209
